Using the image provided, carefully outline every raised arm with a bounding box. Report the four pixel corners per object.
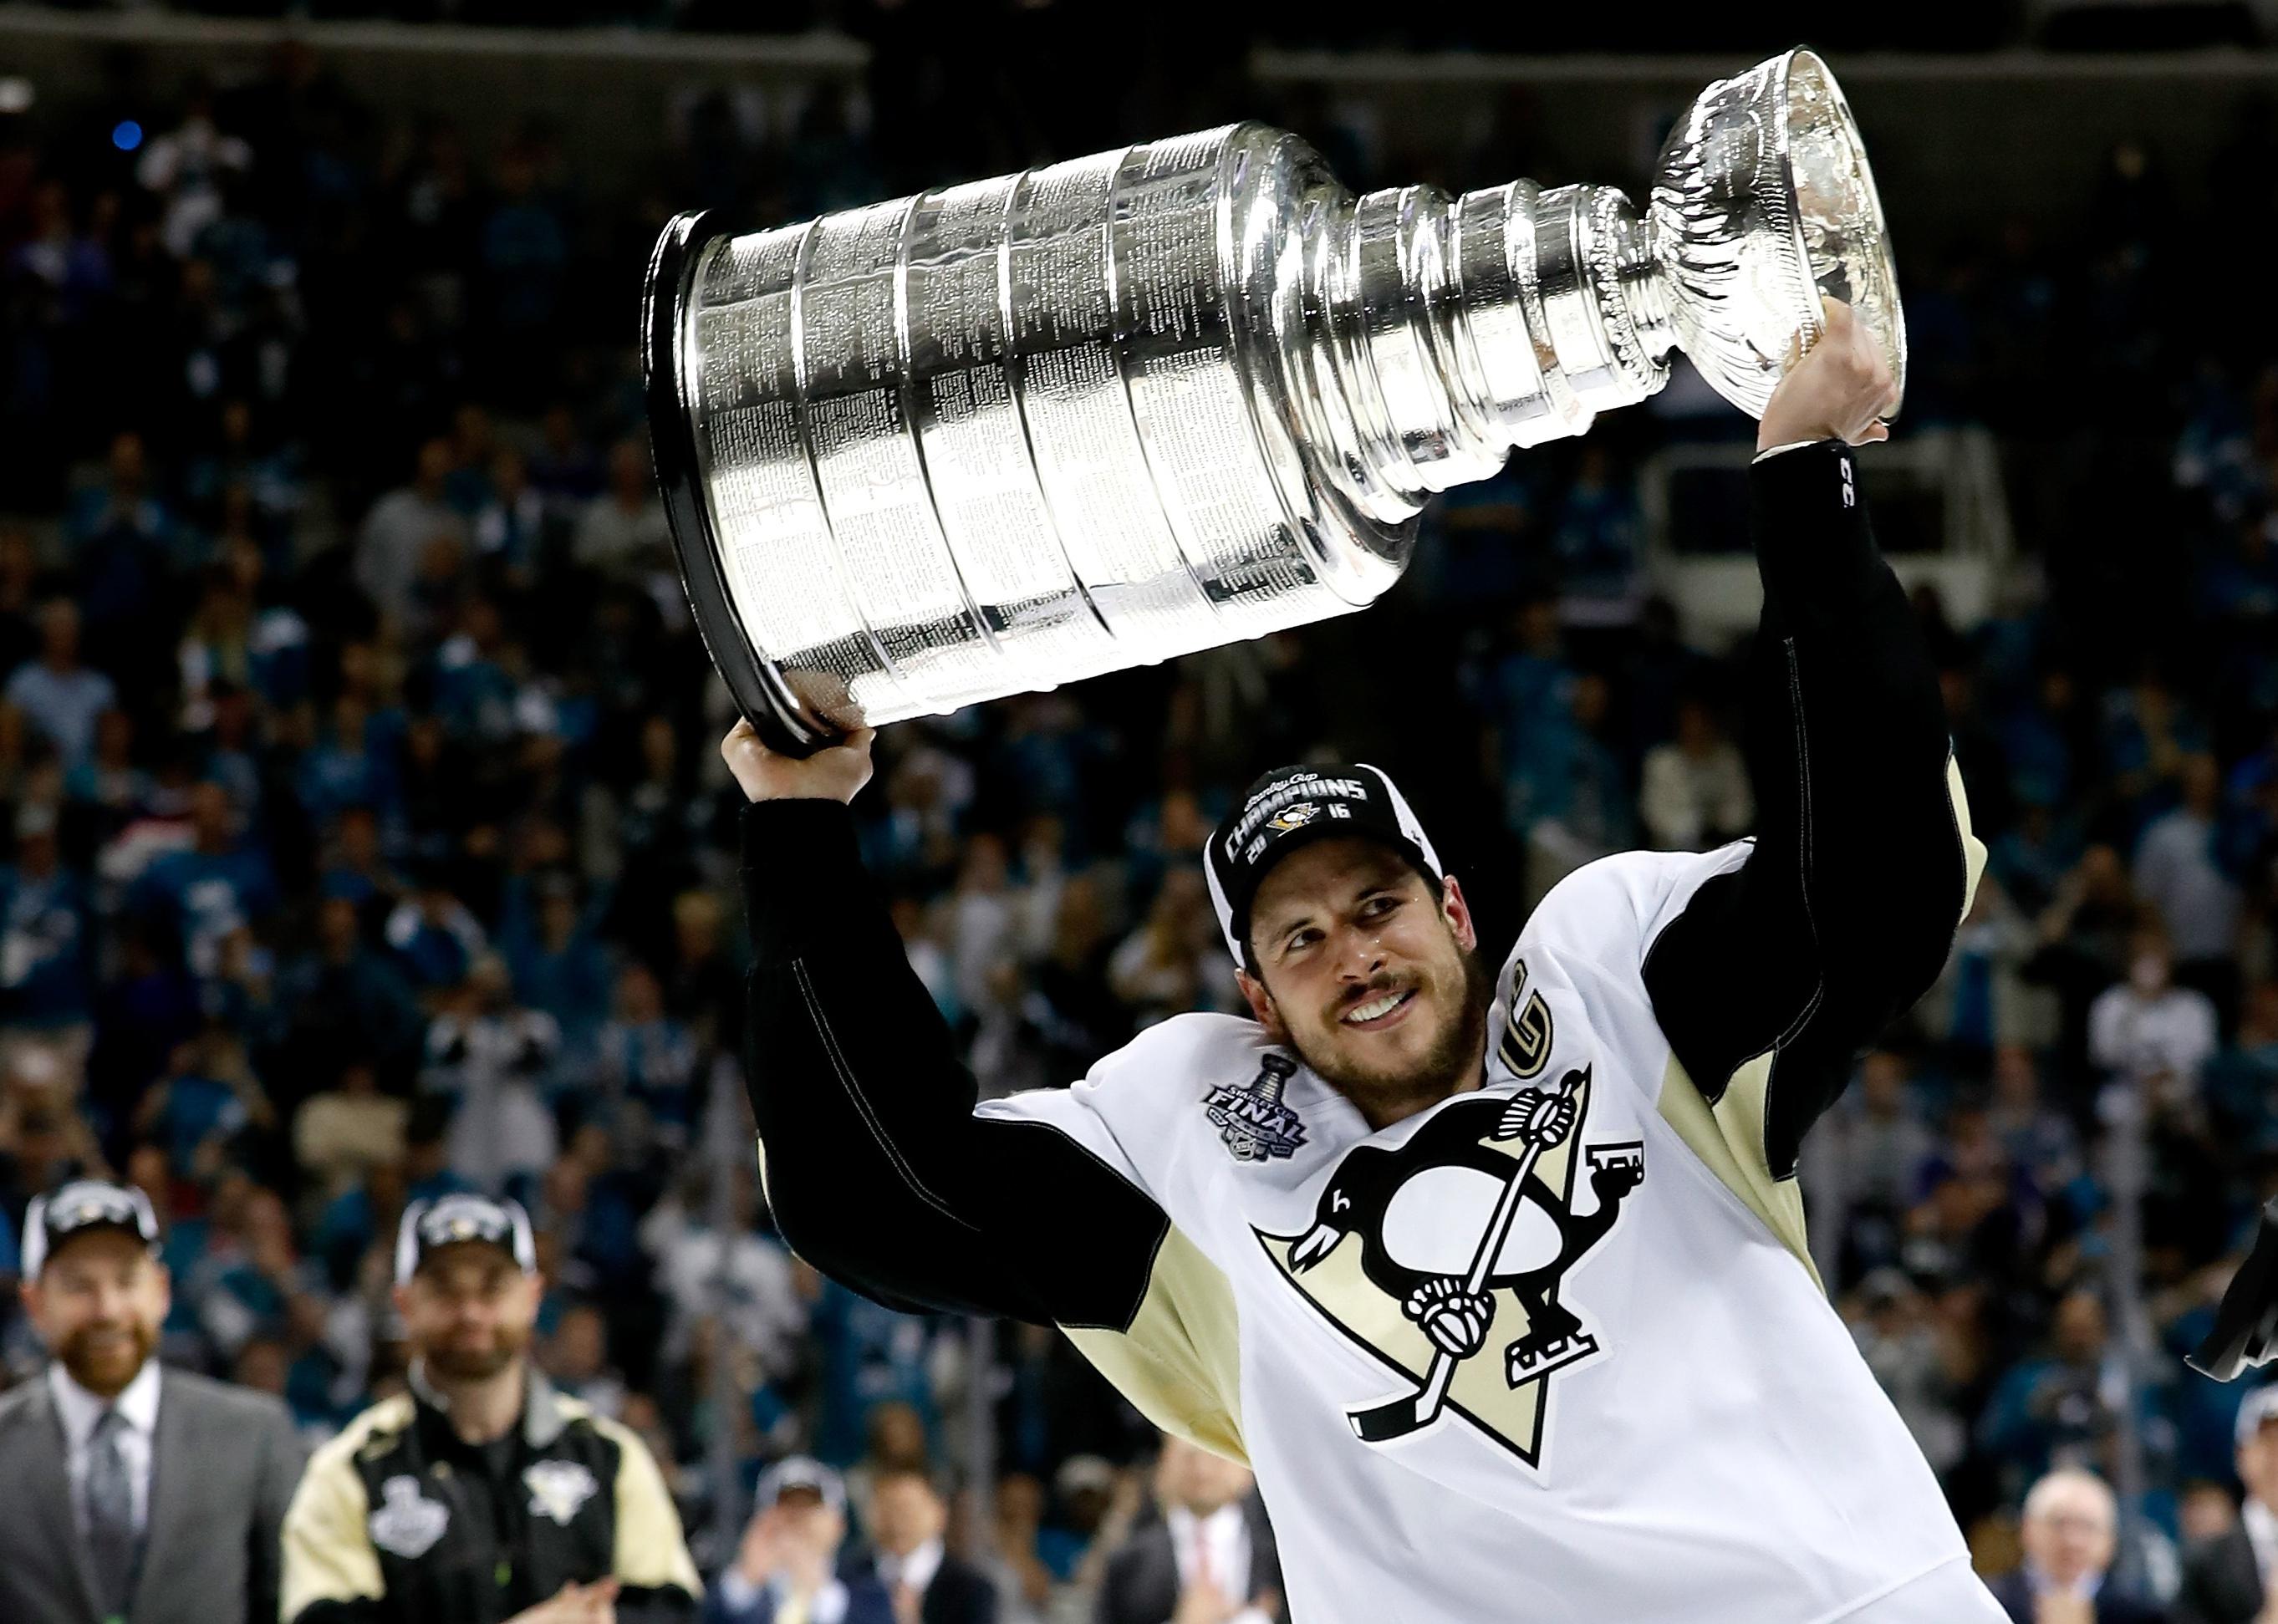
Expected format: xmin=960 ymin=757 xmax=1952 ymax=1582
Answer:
xmin=726 ymin=724 xmax=1168 ymax=1329
xmin=1643 ymin=301 xmax=1986 ymax=1183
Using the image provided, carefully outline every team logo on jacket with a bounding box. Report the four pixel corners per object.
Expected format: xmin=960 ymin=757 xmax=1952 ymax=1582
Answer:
xmin=369 ymin=1475 xmax=450 ymax=1558
xmin=1205 ymin=1053 xmax=1306 ymax=1162
xmin=524 ymin=1460 xmax=600 ymax=1525
xmin=1255 ymin=1063 xmax=1644 ymax=1468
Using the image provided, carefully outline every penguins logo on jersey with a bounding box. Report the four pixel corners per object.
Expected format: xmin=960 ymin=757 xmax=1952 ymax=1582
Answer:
xmin=1255 ymin=1064 xmax=1644 ymax=1468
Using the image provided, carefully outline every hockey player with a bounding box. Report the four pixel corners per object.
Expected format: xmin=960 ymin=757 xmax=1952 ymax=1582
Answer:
xmin=726 ymin=299 xmax=2006 ymax=1622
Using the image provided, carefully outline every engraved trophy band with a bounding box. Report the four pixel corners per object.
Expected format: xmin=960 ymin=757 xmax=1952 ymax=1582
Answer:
xmin=643 ymin=47 xmax=1902 ymax=754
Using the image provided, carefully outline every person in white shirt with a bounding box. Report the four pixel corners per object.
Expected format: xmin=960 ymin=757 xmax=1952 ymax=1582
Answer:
xmin=2088 ymin=926 xmax=2219 ymax=1107
xmin=1638 ymin=696 xmax=1755 ymax=852
xmin=1096 ymin=1438 xmax=1281 ymax=1624
xmin=0 ymin=1178 xmax=303 ymax=1624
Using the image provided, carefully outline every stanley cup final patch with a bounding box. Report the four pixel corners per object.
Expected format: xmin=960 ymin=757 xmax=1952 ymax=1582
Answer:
xmin=1206 ymin=1053 xmax=1307 ymax=1162
xmin=369 ymin=1475 xmax=451 ymax=1559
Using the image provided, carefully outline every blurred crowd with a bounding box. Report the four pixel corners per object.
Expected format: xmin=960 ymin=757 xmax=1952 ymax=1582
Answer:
xmin=8 ymin=12 xmax=2278 ymax=1616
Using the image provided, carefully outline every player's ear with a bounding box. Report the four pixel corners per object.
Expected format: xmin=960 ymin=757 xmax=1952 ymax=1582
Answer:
xmin=1440 ymin=873 xmax=1478 ymax=953
xmin=1236 ymin=968 xmax=1290 ymax=1041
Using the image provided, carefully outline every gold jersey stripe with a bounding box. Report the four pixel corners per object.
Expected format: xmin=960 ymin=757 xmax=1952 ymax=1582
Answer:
xmin=1062 ymin=1224 xmax=1247 ymax=1464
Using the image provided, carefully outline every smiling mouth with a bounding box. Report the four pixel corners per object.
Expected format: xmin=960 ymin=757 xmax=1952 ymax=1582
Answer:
xmin=1341 ymin=988 xmax=1417 ymax=1029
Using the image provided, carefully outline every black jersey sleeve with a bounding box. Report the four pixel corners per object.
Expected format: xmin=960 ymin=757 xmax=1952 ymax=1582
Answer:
xmin=739 ymin=798 xmax=1170 ymax=1328
xmin=1641 ymin=439 xmax=1984 ymax=1181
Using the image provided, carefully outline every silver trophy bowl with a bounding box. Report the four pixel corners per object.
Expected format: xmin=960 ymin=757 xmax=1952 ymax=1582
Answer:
xmin=645 ymin=48 xmax=1900 ymax=754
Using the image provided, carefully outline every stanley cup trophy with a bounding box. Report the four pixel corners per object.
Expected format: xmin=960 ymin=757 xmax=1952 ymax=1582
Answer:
xmin=644 ymin=48 xmax=1903 ymax=755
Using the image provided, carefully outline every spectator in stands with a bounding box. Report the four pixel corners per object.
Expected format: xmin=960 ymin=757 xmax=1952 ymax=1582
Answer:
xmin=130 ymin=780 xmax=279 ymax=980
xmin=1108 ymin=868 xmax=1235 ymax=1031
xmin=64 ymin=434 xmax=175 ymax=670
xmin=422 ymin=952 xmax=559 ymax=1195
xmin=542 ymin=1300 xmax=626 ymax=1420
xmin=711 ymin=1456 xmax=892 ymax=1624
xmin=386 ymin=868 xmax=488 ymax=994
xmin=5 ymin=600 xmax=115 ymax=772
xmin=0 ymin=802 xmax=93 ymax=1047
xmin=2173 ymin=1383 xmax=2278 ymax=1622
xmin=2090 ymin=926 xmax=2219 ymax=1105
xmin=2133 ymin=753 xmax=2240 ymax=1021
xmin=1095 ymin=1436 xmax=1280 ymax=1624
xmin=293 ymin=1060 xmax=409 ymax=1202
xmin=854 ymin=1466 xmax=997 ymax=1624
xmin=593 ymin=961 xmax=699 ymax=1157
xmin=1988 ymin=1467 xmax=2162 ymax=1623
xmin=1980 ymin=1290 xmax=2124 ymax=1503
xmin=502 ymin=871 xmax=614 ymax=1069
xmin=277 ymin=894 xmax=424 ymax=1087
xmin=355 ymin=437 xmax=466 ymax=629
xmin=573 ymin=436 xmax=672 ymax=579
xmin=1638 ymin=695 xmax=1752 ymax=852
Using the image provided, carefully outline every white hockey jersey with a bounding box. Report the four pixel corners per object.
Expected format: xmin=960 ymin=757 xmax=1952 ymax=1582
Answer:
xmin=973 ymin=840 xmax=1975 ymax=1624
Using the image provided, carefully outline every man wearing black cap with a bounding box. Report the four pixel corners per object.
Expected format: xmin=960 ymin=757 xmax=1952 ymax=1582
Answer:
xmin=724 ymin=301 xmax=2003 ymax=1620
xmin=0 ymin=1178 xmax=303 ymax=1624
xmin=280 ymin=1194 xmax=700 ymax=1624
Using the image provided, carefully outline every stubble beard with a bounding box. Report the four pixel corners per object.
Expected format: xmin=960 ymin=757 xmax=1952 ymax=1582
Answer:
xmin=425 ymin=1327 xmax=527 ymax=1383
xmin=1291 ymin=947 xmax=1496 ymax=1123
xmin=61 ymin=1321 xmax=157 ymax=1397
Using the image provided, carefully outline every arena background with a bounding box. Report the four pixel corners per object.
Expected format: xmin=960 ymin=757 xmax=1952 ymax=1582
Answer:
xmin=3 ymin=0 xmax=2275 ymax=1610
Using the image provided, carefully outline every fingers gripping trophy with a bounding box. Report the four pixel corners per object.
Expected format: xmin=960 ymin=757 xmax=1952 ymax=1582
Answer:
xmin=643 ymin=48 xmax=1904 ymax=757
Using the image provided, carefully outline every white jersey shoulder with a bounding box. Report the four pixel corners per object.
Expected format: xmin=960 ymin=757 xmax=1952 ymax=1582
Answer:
xmin=1511 ymin=839 xmax=1752 ymax=976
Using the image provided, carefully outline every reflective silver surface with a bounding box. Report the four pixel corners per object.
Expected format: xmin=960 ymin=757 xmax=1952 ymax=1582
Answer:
xmin=648 ymin=48 xmax=1901 ymax=748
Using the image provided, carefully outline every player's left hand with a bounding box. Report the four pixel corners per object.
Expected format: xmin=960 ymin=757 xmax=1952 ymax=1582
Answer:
xmin=1756 ymin=295 xmax=1898 ymax=452
xmin=1495 ymin=1090 xmax=1576 ymax=1148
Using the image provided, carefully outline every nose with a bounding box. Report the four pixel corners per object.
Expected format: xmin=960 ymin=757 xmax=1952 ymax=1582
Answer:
xmin=1328 ymin=923 xmax=1387 ymax=985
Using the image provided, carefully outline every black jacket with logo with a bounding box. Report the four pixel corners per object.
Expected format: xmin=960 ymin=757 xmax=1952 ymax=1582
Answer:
xmin=282 ymin=1370 xmax=700 ymax=1624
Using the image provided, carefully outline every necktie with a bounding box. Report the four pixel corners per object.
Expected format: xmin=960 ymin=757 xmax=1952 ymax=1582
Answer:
xmin=84 ymin=1408 xmax=136 ymax=1621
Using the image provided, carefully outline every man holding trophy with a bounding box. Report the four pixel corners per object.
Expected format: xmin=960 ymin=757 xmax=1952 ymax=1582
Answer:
xmin=658 ymin=50 xmax=2011 ymax=1623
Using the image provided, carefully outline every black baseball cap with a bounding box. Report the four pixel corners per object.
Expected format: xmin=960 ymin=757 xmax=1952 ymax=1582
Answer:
xmin=1205 ymin=763 xmax=1446 ymax=966
xmin=394 ymin=1194 xmax=538 ymax=1286
xmin=23 ymin=1179 xmax=161 ymax=1277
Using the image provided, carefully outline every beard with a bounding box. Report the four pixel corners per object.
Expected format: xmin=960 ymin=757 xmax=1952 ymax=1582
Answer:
xmin=1288 ymin=944 xmax=1496 ymax=1121
xmin=423 ymin=1322 xmax=528 ymax=1382
xmin=60 ymin=1321 xmax=157 ymax=1397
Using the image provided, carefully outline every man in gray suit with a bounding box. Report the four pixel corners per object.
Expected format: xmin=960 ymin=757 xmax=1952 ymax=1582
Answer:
xmin=0 ymin=1177 xmax=305 ymax=1624
xmin=1095 ymin=1438 xmax=1282 ymax=1624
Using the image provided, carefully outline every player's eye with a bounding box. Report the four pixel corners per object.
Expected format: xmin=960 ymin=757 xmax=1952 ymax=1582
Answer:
xmin=1283 ymin=928 xmax=1320 ymax=956
xmin=1358 ymin=893 xmax=1399 ymax=919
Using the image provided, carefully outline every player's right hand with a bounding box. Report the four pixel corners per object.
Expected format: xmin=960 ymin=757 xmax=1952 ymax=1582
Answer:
xmin=721 ymin=717 xmax=876 ymax=805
